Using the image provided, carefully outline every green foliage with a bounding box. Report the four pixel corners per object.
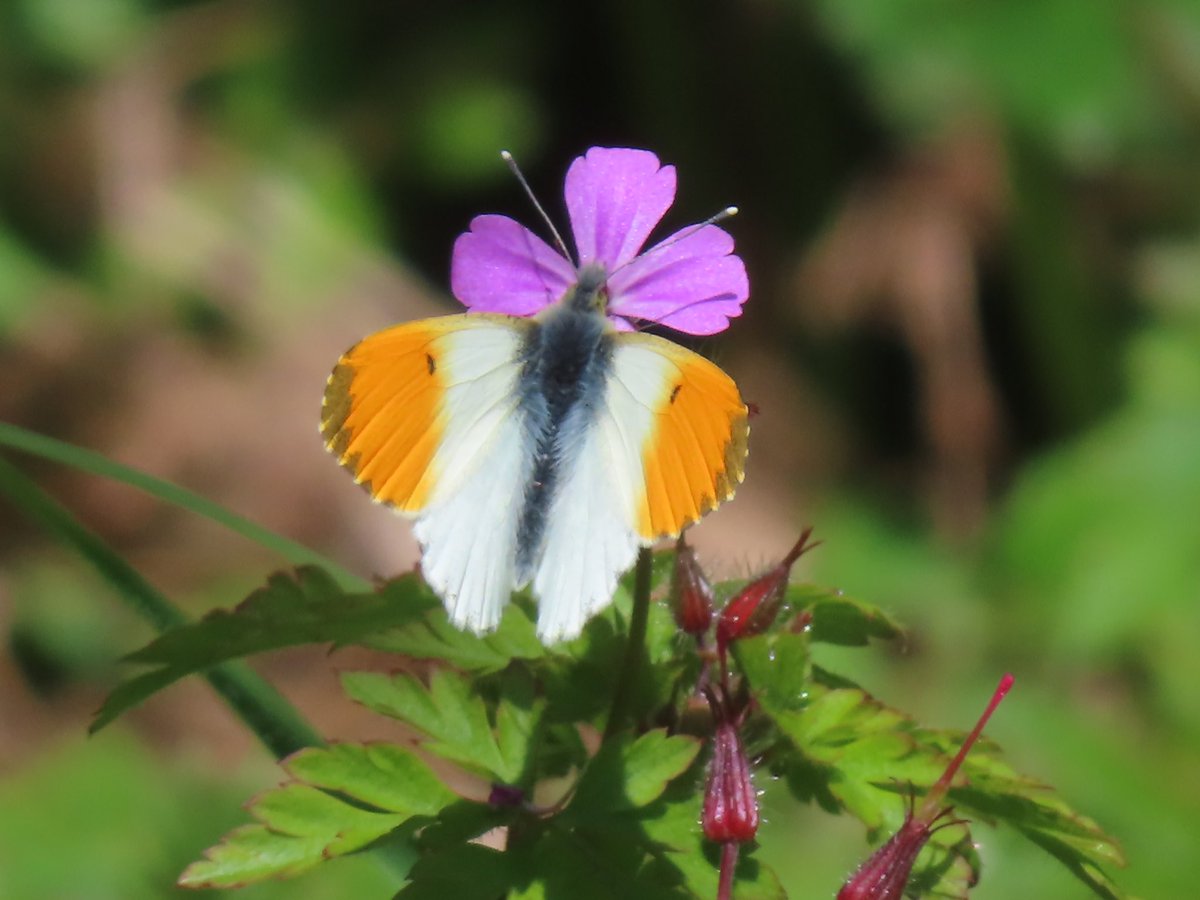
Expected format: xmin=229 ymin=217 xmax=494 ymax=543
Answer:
xmin=343 ymin=667 xmax=543 ymax=785
xmin=84 ymin=545 xmax=1125 ymax=898
xmin=91 ymin=567 xmax=430 ymax=731
xmin=179 ymin=743 xmax=455 ymax=888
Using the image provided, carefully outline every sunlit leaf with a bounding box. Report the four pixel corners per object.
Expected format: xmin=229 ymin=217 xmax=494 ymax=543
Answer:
xmin=93 ymin=567 xmax=432 ymax=730
xmin=284 ymin=743 xmax=456 ymax=817
xmin=784 ymin=583 xmax=904 ymax=645
xmin=762 ymin=682 xmax=1126 ymax=897
xmin=365 ymin=598 xmax=545 ymax=672
xmin=342 ymin=667 xmax=543 ymax=785
xmin=568 ymin=730 xmax=701 ymax=816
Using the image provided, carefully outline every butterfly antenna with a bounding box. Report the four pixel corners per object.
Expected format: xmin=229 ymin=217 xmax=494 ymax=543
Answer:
xmin=501 ymin=150 xmax=574 ymax=263
xmin=609 ymin=206 xmax=739 ymax=282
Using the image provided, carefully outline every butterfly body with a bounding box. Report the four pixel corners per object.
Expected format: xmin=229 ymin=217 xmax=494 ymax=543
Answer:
xmin=513 ymin=266 xmax=614 ymax=584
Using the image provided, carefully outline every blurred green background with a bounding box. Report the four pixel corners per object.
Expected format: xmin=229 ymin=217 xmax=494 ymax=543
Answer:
xmin=2 ymin=0 xmax=1199 ymax=897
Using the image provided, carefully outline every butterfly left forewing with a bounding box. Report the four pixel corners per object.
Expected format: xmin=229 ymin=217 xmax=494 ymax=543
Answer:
xmin=322 ymin=314 xmax=536 ymax=632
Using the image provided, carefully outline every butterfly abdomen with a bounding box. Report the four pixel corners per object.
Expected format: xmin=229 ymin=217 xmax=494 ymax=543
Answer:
xmin=513 ymin=308 xmax=613 ymax=583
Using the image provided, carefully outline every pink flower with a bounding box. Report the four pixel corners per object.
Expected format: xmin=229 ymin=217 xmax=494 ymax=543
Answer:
xmin=450 ymin=147 xmax=749 ymax=335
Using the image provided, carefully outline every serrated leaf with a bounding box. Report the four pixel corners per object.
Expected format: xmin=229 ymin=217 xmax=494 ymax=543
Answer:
xmin=342 ymin=668 xmax=542 ymax=784
xmin=766 ymin=682 xmax=1126 ymax=898
xmin=284 ymin=743 xmax=456 ymax=816
xmin=93 ymin=567 xmax=433 ymax=730
xmin=569 ymin=730 xmax=701 ymax=816
xmin=784 ymin=583 xmax=904 ymax=645
xmin=179 ymin=824 xmax=333 ymax=887
xmin=180 ymin=741 xmax=459 ymax=888
xmin=366 ymin=599 xmax=545 ymax=672
xmin=734 ymin=631 xmax=811 ymax=713
xmin=179 ymin=784 xmax=406 ymax=888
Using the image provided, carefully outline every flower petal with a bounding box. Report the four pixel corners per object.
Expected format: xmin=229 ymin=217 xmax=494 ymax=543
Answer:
xmin=565 ymin=148 xmax=676 ymax=271
xmin=451 ymin=214 xmax=575 ymax=316
xmin=607 ymin=225 xmax=749 ymax=335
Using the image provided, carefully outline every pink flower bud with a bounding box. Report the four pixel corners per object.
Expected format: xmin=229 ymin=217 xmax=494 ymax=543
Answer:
xmin=838 ymin=674 xmax=1015 ymax=900
xmin=672 ymin=537 xmax=714 ymax=635
xmin=716 ymin=528 xmax=817 ymax=654
xmin=703 ymin=718 xmax=759 ymax=843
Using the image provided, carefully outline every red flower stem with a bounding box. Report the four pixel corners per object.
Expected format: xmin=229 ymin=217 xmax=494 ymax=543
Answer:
xmin=917 ymin=673 xmax=1014 ymax=822
xmin=603 ymin=548 xmax=654 ymax=740
xmin=717 ymin=841 xmax=738 ymax=900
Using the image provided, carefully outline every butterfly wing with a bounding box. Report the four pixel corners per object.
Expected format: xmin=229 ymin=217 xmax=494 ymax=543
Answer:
xmin=532 ymin=332 xmax=748 ymax=642
xmin=321 ymin=314 xmax=536 ymax=632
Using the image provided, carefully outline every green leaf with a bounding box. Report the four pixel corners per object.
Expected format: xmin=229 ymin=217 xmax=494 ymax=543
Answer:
xmin=180 ymin=786 xmax=405 ymax=888
xmin=766 ymin=682 xmax=1126 ymax=897
xmin=284 ymin=743 xmax=457 ymax=816
xmin=784 ymin=583 xmax=904 ymax=645
xmin=180 ymin=741 xmax=457 ymax=888
xmin=569 ymin=730 xmax=701 ymax=816
xmin=509 ymin=823 xmax=693 ymax=900
xmin=394 ymin=843 xmax=517 ymax=900
xmin=93 ymin=568 xmax=433 ymax=730
xmin=904 ymin=827 xmax=981 ymax=900
xmin=342 ymin=667 xmax=544 ymax=784
xmin=366 ymin=598 xmax=545 ymax=672
xmin=734 ymin=631 xmax=811 ymax=713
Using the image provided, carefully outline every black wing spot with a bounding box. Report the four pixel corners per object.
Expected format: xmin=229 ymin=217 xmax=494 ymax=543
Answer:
xmin=669 ymin=384 xmax=682 ymax=404
xmin=426 ymin=353 xmax=437 ymax=375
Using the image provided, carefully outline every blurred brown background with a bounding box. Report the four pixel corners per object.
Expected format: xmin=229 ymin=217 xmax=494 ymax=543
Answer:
xmin=2 ymin=1 xmax=1199 ymax=897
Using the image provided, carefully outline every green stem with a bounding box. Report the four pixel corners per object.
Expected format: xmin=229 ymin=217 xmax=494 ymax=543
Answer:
xmin=0 ymin=422 xmax=366 ymax=590
xmin=603 ymin=548 xmax=653 ymax=740
xmin=0 ymin=454 xmax=323 ymax=758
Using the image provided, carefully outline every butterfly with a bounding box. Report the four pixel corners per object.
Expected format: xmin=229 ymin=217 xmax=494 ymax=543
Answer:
xmin=321 ymin=147 xmax=750 ymax=643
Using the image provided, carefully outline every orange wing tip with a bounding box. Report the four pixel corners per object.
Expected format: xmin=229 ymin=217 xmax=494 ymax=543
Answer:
xmin=317 ymin=324 xmax=448 ymax=513
xmin=320 ymin=361 xmax=357 ymax=460
xmin=639 ymin=405 xmax=750 ymax=543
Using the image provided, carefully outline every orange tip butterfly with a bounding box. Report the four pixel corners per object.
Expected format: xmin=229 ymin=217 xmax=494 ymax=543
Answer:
xmin=321 ymin=147 xmax=750 ymax=643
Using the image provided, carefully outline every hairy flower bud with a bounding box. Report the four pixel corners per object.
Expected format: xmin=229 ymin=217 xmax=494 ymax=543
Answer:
xmin=838 ymin=674 xmax=1015 ymax=899
xmin=703 ymin=719 xmax=759 ymax=843
xmin=672 ymin=536 xmax=714 ymax=635
xmin=716 ymin=528 xmax=817 ymax=654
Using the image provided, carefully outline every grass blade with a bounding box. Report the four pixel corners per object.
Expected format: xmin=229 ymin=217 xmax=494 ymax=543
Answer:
xmin=0 ymin=421 xmax=366 ymax=590
xmin=0 ymin=453 xmax=323 ymax=757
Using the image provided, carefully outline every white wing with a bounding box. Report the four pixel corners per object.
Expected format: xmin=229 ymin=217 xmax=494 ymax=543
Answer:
xmin=412 ymin=319 xmax=533 ymax=634
xmin=530 ymin=339 xmax=669 ymax=642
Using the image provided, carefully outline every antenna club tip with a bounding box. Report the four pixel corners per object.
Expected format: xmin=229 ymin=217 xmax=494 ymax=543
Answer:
xmin=500 ymin=149 xmax=514 ymax=161
xmin=996 ymin=673 xmax=1015 ymax=696
xmin=725 ymin=206 xmax=739 ymax=217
